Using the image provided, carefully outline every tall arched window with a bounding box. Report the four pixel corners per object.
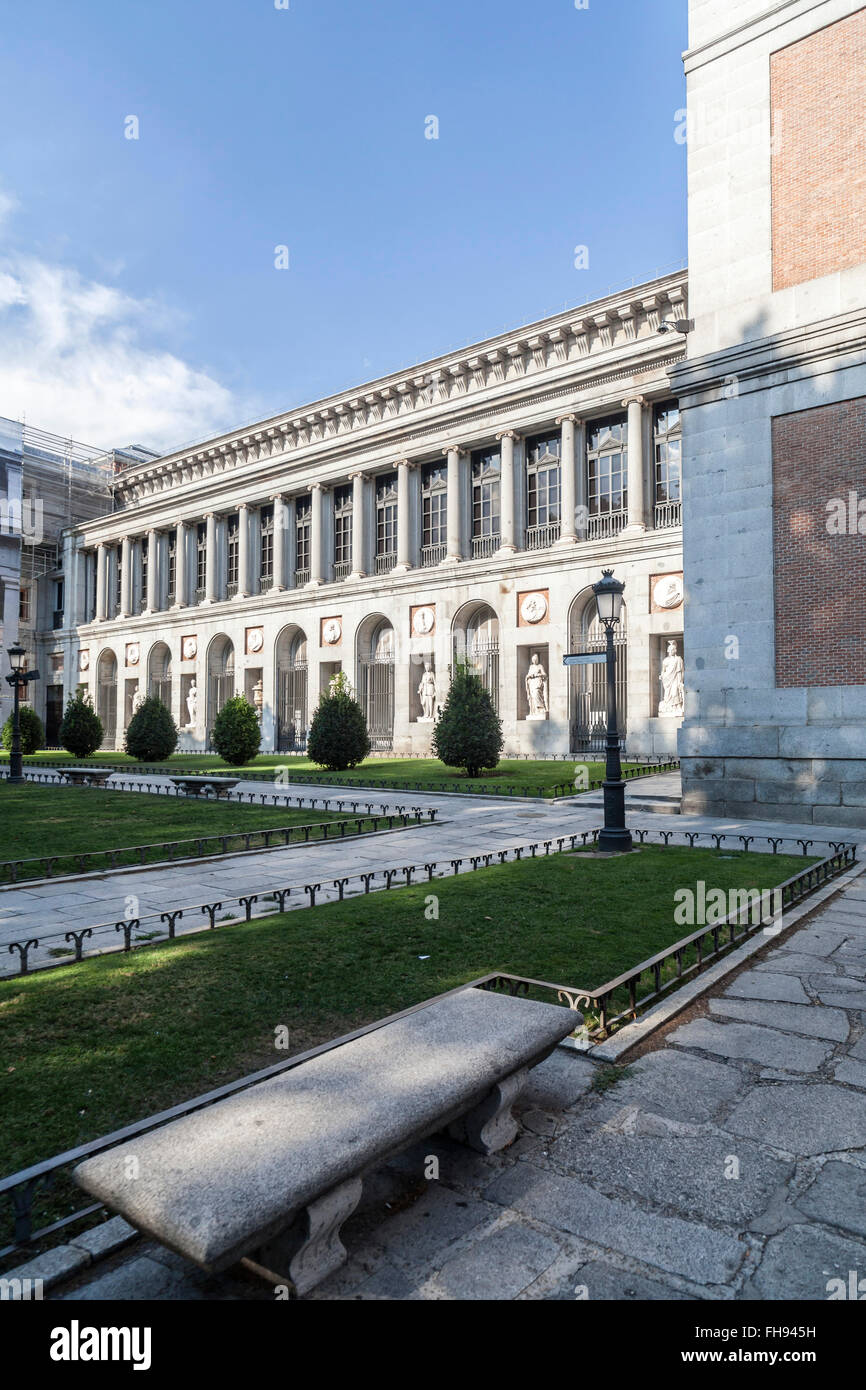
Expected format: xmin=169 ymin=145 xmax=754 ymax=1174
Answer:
xmin=275 ymin=626 xmax=308 ymax=751
xmin=567 ymin=595 xmax=627 ymax=754
xmin=357 ymin=616 xmax=395 ymax=749
xmin=96 ymin=649 xmax=118 ymax=748
xmin=453 ymin=603 xmax=500 ymax=712
xmin=207 ymin=637 xmax=235 ymax=735
xmin=148 ymin=643 xmax=172 ymax=708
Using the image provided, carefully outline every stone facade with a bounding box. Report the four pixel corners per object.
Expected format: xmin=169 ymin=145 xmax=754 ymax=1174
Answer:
xmin=66 ymin=274 xmax=688 ymax=759
xmin=672 ymin=0 xmax=866 ymax=824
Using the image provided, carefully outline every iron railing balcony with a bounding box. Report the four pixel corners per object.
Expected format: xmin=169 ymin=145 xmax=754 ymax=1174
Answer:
xmin=586 ymin=509 xmax=628 ymax=540
xmin=333 ymin=561 xmax=351 ymax=581
xmin=375 ymin=552 xmax=396 ymax=575
xmin=51 ymin=609 xmax=64 ymax=629
xmin=654 ymin=499 xmax=682 ymax=529
xmin=258 ymin=576 xmax=272 ymax=594
xmin=294 ymin=568 xmax=310 ymax=587
xmin=194 ymin=586 xmax=206 ymax=606
xmin=471 ymin=533 xmax=499 ymax=559
xmin=225 ymin=581 xmax=238 ymax=600
xmin=524 ymin=522 xmax=561 ymax=551
xmin=420 ymin=543 xmax=446 ymax=567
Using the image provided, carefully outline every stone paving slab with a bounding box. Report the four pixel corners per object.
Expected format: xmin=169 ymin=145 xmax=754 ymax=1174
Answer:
xmin=724 ymin=1083 xmax=866 ymax=1154
xmin=794 ymin=1161 xmax=866 ymax=1239
xmin=723 ymin=971 xmax=810 ymax=1003
xmin=742 ymin=1225 xmax=866 ymax=1301
xmin=708 ymin=997 xmax=850 ymax=1041
xmin=668 ymin=1019 xmax=836 ymax=1072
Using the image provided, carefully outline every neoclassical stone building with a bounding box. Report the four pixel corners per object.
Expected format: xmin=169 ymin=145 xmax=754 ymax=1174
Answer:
xmin=64 ymin=271 xmax=688 ymax=758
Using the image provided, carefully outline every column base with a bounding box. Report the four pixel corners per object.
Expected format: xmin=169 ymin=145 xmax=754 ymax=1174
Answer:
xmin=440 ymin=554 xmax=462 ymax=566
xmin=392 ymin=562 xmax=412 ymax=575
xmin=305 ymin=579 xmax=323 ymax=589
xmin=496 ymin=544 xmax=517 ymax=557
xmin=553 ymin=534 xmax=578 ymax=549
xmin=620 ymin=522 xmax=647 ymax=538
xmin=348 ymin=571 xmax=366 ymax=582
xmin=170 ymin=603 xmax=188 ymax=611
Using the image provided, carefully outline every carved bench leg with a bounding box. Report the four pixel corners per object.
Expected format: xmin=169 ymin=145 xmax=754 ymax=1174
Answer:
xmin=448 ymin=1067 xmax=529 ymax=1154
xmin=257 ymin=1175 xmax=363 ymax=1296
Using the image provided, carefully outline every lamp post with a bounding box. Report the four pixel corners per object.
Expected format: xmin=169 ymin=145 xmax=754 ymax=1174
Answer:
xmin=5 ymin=645 xmax=40 ymax=785
xmin=592 ymin=569 xmax=632 ymax=854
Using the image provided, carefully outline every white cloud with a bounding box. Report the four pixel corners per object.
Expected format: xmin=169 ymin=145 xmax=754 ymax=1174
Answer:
xmin=0 ymin=214 xmax=240 ymax=454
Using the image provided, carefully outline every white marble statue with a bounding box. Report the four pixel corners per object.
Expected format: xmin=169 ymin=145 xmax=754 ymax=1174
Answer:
xmin=658 ymin=640 xmax=685 ymax=717
xmin=525 ymin=653 xmax=549 ymax=719
xmin=186 ymin=680 xmax=198 ymax=727
xmin=417 ymin=662 xmax=437 ymax=721
xmin=131 ymin=687 xmax=146 ymax=714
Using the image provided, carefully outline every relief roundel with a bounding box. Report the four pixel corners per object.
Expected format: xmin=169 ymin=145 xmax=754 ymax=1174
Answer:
xmin=520 ymin=592 xmax=548 ymax=625
xmin=322 ymin=618 xmax=342 ymax=645
xmin=653 ymin=575 xmax=684 ymax=610
xmin=412 ymin=606 xmax=435 ymax=636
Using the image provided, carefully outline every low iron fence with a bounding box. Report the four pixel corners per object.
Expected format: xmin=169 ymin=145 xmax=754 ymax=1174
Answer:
xmin=1 ymin=755 xmax=680 ymax=801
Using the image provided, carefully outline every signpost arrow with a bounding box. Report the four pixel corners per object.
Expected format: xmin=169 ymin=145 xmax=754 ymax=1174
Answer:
xmin=563 ymin=652 xmax=607 ymax=667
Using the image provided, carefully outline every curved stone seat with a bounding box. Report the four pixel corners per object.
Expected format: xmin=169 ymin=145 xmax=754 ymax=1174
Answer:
xmin=168 ymin=776 xmax=240 ymax=798
xmin=75 ymin=987 xmax=579 ymax=1294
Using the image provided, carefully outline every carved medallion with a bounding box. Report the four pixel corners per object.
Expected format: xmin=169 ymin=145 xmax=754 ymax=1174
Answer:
xmin=79 ymin=649 xmax=90 ymax=672
xmin=652 ymin=574 xmax=684 ymax=611
xmin=181 ymin=635 xmax=197 ymax=661
xmin=246 ymin=627 xmax=264 ymax=655
xmin=322 ymin=617 xmax=342 ymax=645
xmin=126 ymin=642 xmax=140 ymax=667
xmin=520 ymin=592 xmax=548 ymax=625
xmin=412 ymin=605 xmax=435 ymax=636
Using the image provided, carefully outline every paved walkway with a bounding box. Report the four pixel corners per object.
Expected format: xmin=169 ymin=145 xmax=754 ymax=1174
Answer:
xmin=0 ymin=772 xmax=855 ymax=974
xmin=51 ymin=861 xmax=866 ymax=1301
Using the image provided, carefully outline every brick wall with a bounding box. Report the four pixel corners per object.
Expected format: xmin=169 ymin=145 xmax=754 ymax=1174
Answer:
xmin=773 ymin=397 xmax=866 ymax=687
xmin=771 ymin=7 xmax=866 ymax=292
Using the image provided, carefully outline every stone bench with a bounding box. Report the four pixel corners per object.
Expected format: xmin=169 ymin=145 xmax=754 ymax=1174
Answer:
xmin=63 ymin=767 xmax=116 ymax=788
xmin=74 ymin=987 xmax=579 ymax=1294
xmin=168 ymin=775 xmax=241 ymax=799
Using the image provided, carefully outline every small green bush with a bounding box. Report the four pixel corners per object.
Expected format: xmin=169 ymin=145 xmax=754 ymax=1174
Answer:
xmin=124 ymin=695 xmax=178 ymax=761
xmin=307 ymin=672 xmax=370 ymax=771
xmin=432 ymin=662 xmax=503 ymax=778
xmin=211 ymin=695 xmax=261 ymax=766
xmin=1 ymin=704 xmax=44 ymax=755
xmin=59 ymin=691 xmax=104 ymax=759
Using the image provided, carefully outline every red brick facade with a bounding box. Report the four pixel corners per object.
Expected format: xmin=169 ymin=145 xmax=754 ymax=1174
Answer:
xmin=771 ymin=7 xmax=866 ymax=292
xmin=773 ymin=397 xmax=866 ymax=687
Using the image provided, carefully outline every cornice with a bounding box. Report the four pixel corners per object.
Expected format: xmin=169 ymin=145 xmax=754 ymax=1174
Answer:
xmin=110 ymin=273 xmax=687 ymax=509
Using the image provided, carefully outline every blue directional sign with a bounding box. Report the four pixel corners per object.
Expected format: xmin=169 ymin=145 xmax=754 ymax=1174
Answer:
xmin=563 ymin=652 xmax=607 ymax=667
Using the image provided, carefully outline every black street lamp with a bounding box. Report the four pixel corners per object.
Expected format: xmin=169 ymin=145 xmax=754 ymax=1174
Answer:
xmin=592 ymin=569 xmax=632 ymax=854
xmin=5 ymin=645 xmax=40 ymax=785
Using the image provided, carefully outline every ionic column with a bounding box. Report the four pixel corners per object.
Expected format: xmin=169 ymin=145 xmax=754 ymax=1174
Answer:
xmin=272 ymin=495 xmax=287 ymax=591
xmin=441 ymin=445 xmax=466 ymax=563
xmin=145 ymin=529 xmax=159 ymax=612
xmin=285 ymin=496 xmax=298 ymax=588
xmin=205 ymin=512 xmax=218 ymax=603
xmin=95 ymin=544 xmax=108 ymax=621
xmin=394 ymin=458 xmax=413 ymax=573
xmin=307 ymin=483 xmax=324 ymax=586
xmin=623 ymin=395 xmax=647 ymax=533
xmin=238 ymin=503 xmax=250 ymax=597
xmin=120 ymin=535 xmax=132 ymax=615
xmin=173 ymin=521 xmax=187 ymax=608
xmin=349 ymin=472 xmax=366 ymax=579
xmin=497 ymin=430 xmax=519 ymax=554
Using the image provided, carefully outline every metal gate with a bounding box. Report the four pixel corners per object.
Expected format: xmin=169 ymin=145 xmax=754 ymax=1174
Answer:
xmin=470 ymin=637 xmax=500 ymax=714
xmin=98 ymin=669 xmax=117 ymax=748
xmin=277 ymin=662 xmax=308 ymax=751
xmin=569 ymin=631 xmax=627 ymax=755
xmin=208 ymin=672 xmax=234 ymax=732
xmin=360 ymin=656 xmax=394 ymax=750
xmin=150 ymin=676 xmax=172 ymax=708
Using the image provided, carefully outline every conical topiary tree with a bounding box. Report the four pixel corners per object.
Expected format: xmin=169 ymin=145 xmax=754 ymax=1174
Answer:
xmin=432 ymin=662 xmax=503 ymax=778
xmin=2 ymin=704 xmax=44 ymax=755
xmin=211 ymin=695 xmax=261 ymax=766
xmin=307 ymin=671 xmax=370 ymax=771
xmin=124 ymin=695 xmax=178 ymax=762
xmin=59 ymin=691 xmax=104 ymax=759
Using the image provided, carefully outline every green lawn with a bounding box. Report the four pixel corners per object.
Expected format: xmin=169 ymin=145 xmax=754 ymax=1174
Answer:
xmin=0 ymin=846 xmax=809 ymax=1200
xmin=0 ymin=784 xmax=381 ymax=880
xmin=2 ymin=751 xmax=668 ymax=796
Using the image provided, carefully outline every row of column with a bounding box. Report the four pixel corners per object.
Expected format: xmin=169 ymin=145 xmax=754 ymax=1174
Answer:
xmin=89 ymin=396 xmax=650 ymax=620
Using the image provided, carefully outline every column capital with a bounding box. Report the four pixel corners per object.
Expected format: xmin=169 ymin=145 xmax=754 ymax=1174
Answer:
xmin=622 ymin=393 xmax=647 ymax=408
xmin=172 ymin=518 xmax=188 ymax=530
xmin=496 ymin=429 xmax=521 ymax=443
xmin=310 ymin=481 xmax=325 ymax=494
xmin=394 ymin=456 xmax=415 ymax=470
xmin=269 ymin=492 xmax=285 ymax=504
xmin=441 ymin=443 xmax=469 ymax=458
xmin=237 ymin=500 xmax=250 ymax=512
xmin=556 ymin=413 xmax=583 ymax=426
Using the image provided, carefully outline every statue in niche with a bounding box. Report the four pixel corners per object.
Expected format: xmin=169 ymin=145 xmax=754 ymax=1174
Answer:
xmin=186 ymin=680 xmax=198 ymax=727
xmin=417 ymin=661 xmax=437 ymax=722
xmin=525 ymin=653 xmax=549 ymax=719
xmin=131 ymin=687 xmax=146 ymax=715
xmin=658 ymin=640 xmax=685 ymax=717
xmin=252 ymin=678 xmax=264 ymax=722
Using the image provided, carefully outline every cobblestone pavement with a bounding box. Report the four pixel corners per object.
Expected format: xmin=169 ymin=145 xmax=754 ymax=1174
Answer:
xmin=0 ymin=772 xmax=854 ymax=974
xmin=50 ymin=861 xmax=866 ymax=1302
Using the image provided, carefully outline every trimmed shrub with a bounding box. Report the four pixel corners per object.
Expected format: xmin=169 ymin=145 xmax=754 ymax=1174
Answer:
xmin=124 ymin=695 xmax=178 ymax=762
xmin=307 ymin=671 xmax=370 ymax=771
xmin=1 ymin=704 xmax=45 ymax=755
xmin=59 ymin=691 xmax=104 ymax=759
xmin=211 ymin=695 xmax=261 ymax=766
xmin=432 ymin=662 xmax=503 ymax=778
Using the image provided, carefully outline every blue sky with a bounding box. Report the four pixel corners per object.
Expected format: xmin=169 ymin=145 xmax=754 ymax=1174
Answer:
xmin=0 ymin=0 xmax=687 ymax=452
